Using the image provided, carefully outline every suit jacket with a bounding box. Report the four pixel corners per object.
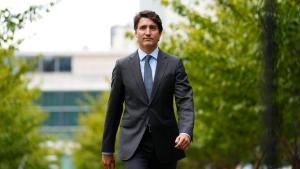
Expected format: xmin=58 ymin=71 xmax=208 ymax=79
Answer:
xmin=101 ymin=49 xmax=194 ymax=163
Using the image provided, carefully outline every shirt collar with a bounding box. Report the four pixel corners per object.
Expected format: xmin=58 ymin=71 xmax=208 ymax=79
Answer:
xmin=138 ymin=47 xmax=159 ymax=61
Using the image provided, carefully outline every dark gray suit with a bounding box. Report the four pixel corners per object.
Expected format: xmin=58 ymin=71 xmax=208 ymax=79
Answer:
xmin=101 ymin=49 xmax=194 ymax=163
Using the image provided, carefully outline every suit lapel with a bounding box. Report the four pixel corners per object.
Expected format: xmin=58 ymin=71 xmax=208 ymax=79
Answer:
xmin=150 ymin=50 xmax=168 ymax=103
xmin=128 ymin=51 xmax=149 ymax=102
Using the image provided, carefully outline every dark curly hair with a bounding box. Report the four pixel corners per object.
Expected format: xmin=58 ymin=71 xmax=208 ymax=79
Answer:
xmin=133 ymin=10 xmax=163 ymax=33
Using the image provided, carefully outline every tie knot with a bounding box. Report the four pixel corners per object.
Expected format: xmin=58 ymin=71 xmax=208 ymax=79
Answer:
xmin=145 ymin=55 xmax=152 ymax=62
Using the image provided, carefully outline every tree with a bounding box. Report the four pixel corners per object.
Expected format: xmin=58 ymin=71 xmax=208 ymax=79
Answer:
xmin=160 ymin=0 xmax=264 ymax=168
xmin=271 ymin=0 xmax=300 ymax=167
xmin=0 ymin=2 xmax=59 ymax=169
xmin=72 ymin=92 xmax=123 ymax=169
xmin=159 ymin=0 xmax=300 ymax=168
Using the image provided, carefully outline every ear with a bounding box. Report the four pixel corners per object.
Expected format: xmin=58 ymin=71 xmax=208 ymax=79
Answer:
xmin=135 ymin=31 xmax=137 ymax=38
xmin=158 ymin=32 xmax=162 ymax=40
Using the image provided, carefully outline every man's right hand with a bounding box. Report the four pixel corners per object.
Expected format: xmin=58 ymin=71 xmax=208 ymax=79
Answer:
xmin=102 ymin=154 xmax=115 ymax=169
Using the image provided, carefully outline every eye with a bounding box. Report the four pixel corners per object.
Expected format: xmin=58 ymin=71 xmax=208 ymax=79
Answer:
xmin=150 ymin=26 xmax=157 ymax=30
xmin=139 ymin=26 xmax=146 ymax=30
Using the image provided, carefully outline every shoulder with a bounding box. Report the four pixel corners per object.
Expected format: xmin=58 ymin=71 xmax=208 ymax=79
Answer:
xmin=116 ymin=51 xmax=138 ymax=64
xmin=159 ymin=49 xmax=181 ymax=62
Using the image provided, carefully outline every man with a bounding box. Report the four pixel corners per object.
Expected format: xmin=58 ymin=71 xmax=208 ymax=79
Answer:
xmin=101 ymin=10 xmax=195 ymax=169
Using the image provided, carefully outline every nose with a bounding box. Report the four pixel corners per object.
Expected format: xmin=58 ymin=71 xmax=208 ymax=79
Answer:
xmin=145 ymin=28 xmax=151 ymax=35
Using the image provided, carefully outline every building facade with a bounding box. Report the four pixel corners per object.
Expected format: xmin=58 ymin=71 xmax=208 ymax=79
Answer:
xmin=16 ymin=51 xmax=129 ymax=134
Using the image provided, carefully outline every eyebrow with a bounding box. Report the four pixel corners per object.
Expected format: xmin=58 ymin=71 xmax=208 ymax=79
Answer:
xmin=139 ymin=24 xmax=158 ymax=28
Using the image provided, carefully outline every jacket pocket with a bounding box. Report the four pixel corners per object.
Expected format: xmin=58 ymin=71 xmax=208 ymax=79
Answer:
xmin=120 ymin=120 xmax=133 ymax=128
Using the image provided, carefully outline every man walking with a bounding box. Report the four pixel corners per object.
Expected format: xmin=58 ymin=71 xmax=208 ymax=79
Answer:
xmin=101 ymin=10 xmax=195 ymax=169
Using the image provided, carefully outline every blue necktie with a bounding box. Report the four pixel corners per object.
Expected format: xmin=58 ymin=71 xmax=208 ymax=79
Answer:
xmin=144 ymin=55 xmax=153 ymax=101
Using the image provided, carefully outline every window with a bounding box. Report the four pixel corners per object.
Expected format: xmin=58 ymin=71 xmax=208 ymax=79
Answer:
xmin=59 ymin=57 xmax=71 ymax=72
xmin=39 ymin=92 xmax=60 ymax=106
xmin=43 ymin=57 xmax=55 ymax=72
xmin=22 ymin=56 xmax=72 ymax=73
xmin=63 ymin=112 xmax=79 ymax=126
xmin=43 ymin=112 xmax=60 ymax=126
xmin=63 ymin=92 xmax=78 ymax=106
xmin=39 ymin=91 xmax=100 ymax=127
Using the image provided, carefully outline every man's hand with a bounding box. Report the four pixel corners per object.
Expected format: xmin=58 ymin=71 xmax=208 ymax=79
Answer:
xmin=102 ymin=154 xmax=115 ymax=169
xmin=175 ymin=134 xmax=191 ymax=150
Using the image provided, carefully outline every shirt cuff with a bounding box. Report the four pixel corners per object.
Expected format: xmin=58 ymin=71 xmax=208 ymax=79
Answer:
xmin=102 ymin=152 xmax=113 ymax=155
xmin=180 ymin=133 xmax=191 ymax=139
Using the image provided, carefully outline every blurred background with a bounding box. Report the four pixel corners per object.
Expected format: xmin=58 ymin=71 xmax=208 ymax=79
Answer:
xmin=1 ymin=0 xmax=299 ymax=169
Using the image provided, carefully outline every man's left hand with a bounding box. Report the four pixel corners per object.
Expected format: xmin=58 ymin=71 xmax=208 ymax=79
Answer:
xmin=175 ymin=134 xmax=191 ymax=150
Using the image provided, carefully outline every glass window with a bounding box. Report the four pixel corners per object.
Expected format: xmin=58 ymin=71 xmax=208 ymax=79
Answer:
xmin=63 ymin=92 xmax=79 ymax=106
xmin=43 ymin=57 xmax=55 ymax=72
xmin=88 ymin=91 xmax=100 ymax=99
xmin=59 ymin=57 xmax=71 ymax=72
xmin=43 ymin=92 xmax=60 ymax=106
xmin=39 ymin=91 xmax=101 ymax=127
xmin=63 ymin=112 xmax=79 ymax=126
xmin=43 ymin=112 xmax=60 ymax=126
xmin=79 ymin=92 xmax=100 ymax=103
xmin=78 ymin=92 xmax=87 ymax=103
xmin=63 ymin=91 xmax=100 ymax=106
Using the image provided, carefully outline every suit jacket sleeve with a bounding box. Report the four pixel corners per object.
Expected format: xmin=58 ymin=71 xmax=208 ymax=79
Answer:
xmin=101 ymin=60 xmax=124 ymax=153
xmin=174 ymin=58 xmax=195 ymax=141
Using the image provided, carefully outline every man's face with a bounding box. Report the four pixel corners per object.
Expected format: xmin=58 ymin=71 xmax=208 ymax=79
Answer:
xmin=135 ymin=17 xmax=161 ymax=52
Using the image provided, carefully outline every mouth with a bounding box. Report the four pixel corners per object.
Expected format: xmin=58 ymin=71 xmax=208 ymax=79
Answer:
xmin=143 ymin=38 xmax=153 ymax=41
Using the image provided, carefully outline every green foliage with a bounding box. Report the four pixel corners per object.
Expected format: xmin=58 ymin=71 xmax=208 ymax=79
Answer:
xmin=0 ymin=2 xmax=59 ymax=169
xmin=272 ymin=0 xmax=300 ymax=167
xmin=0 ymin=48 xmax=52 ymax=169
xmin=73 ymin=92 xmax=122 ymax=169
xmin=159 ymin=0 xmax=300 ymax=168
xmin=160 ymin=0 xmax=264 ymax=168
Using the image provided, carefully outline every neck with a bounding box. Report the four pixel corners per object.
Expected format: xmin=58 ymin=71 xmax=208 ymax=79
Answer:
xmin=139 ymin=46 xmax=157 ymax=54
